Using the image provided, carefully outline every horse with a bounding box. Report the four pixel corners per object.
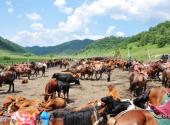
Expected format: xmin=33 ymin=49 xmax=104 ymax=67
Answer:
xmin=44 ymin=79 xmax=58 ymax=101
xmin=41 ymin=96 xmax=107 ymax=125
xmin=0 ymin=71 xmax=16 ymax=92
xmin=31 ymin=62 xmax=47 ymax=77
xmin=44 ymin=79 xmax=70 ymax=101
xmin=107 ymin=110 xmax=158 ymax=125
xmin=129 ymin=71 xmax=147 ymax=96
xmin=39 ymin=97 xmax=66 ymax=111
xmin=133 ymin=86 xmax=168 ymax=107
xmin=52 ymin=73 xmax=80 ymax=85
xmin=162 ymin=68 xmax=170 ymax=88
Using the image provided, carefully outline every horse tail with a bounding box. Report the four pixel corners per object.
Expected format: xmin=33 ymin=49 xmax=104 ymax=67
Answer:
xmin=162 ymin=70 xmax=167 ymax=86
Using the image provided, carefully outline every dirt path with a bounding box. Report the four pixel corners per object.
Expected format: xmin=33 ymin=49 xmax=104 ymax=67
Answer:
xmin=0 ymin=67 xmax=159 ymax=108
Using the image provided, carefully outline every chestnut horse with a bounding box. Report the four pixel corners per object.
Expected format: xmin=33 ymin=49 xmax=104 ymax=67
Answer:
xmin=44 ymin=79 xmax=58 ymax=101
xmin=107 ymin=110 xmax=158 ymax=125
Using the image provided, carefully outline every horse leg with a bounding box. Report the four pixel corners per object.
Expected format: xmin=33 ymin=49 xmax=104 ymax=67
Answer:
xmin=91 ymin=73 xmax=93 ymax=80
xmin=67 ymin=91 xmax=69 ymax=99
xmin=99 ymin=72 xmax=102 ymax=79
xmin=107 ymin=72 xmax=111 ymax=82
xmin=95 ymin=73 xmax=98 ymax=80
xmin=12 ymin=82 xmax=14 ymax=92
xmin=67 ymin=86 xmax=69 ymax=99
xmin=28 ymin=74 xmax=30 ymax=80
xmin=8 ymin=83 xmax=11 ymax=92
xmin=58 ymin=92 xmax=61 ymax=97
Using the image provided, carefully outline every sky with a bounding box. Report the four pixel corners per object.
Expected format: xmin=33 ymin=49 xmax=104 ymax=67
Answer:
xmin=0 ymin=0 xmax=170 ymax=47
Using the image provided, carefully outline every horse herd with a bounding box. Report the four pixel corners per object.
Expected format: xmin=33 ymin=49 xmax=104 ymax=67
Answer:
xmin=0 ymin=57 xmax=170 ymax=125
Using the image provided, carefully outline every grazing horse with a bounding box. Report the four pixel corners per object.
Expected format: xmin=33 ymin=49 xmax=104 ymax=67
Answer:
xmin=107 ymin=110 xmax=158 ymax=125
xmin=44 ymin=79 xmax=70 ymax=101
xmin=44 ymin=79 xmax=58 ymax=101
xmin=162 ymin=68 xmax=170 ymax=88
xmin=0 ymin=71 xmax=16 ymax=92
xmin=129 ymin=71 xmax=147 ymax=96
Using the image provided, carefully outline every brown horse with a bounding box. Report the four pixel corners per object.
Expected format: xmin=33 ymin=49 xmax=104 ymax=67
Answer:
xmin=129 ymin=71 xmax=147 ymax=96
xmin=44 ymin=79 xmax=58 ymax=101
xmin=133 ymin=86 xmax=168 ymax=108
xmin=107 ymin=110 xmax=158 ymax=125
xmin=162 ymin=68 xmax=170 ymax=88
xmin=0 ymin=71 xmax=16 ymax=92
xmin=7 ymin=96 xmax=41 ymax=115
xmin=148 ymin=86 xmax=167 ymax=106
xmin=39 ymin=97 xmax=66 ymax=111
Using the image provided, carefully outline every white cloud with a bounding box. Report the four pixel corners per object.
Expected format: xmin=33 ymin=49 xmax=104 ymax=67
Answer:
xmin=8 ymin=8 xmax=14 ymax=13
xmin=26 ymin=12 xmax=42 ymax=21
xmin=6 ymin=1 xmax=12 ymax=6
xmin=111 ymin=15 xmax=128 ymax=20
xmin=11 ymin=26 xmax=103 ymax=47
xmin=6 ymin=0 xmax=14 ymax=13
xmin=31 ymin=23 xmax=44 ymax=30
xmin=12 ymin=0 xmax=170 ymax=46
xmin=115 ymin=31 xmax=125 ymax=37
xmin=54 ymin=0 xmax=73 ymax=14
xmin=84 ymin=28 xmax=89 ymax=34
xmin=106 ymin=26 xmax=116 ymax=35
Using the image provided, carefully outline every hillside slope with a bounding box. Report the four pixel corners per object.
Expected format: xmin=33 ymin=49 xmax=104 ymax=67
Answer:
xmin=78 ymin=21 xmax=170 ymax=59
xmin=0 ymin=36 xmax=27 ymax=54
xmin=26 ymin=39 xmax=93 ymax=55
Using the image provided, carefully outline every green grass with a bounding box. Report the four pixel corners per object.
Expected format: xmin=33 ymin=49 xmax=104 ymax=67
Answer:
xmin=0 ymin=50 xmax=50 ymax=64
xmin=0 ymin=43 xmax=169 ymax=64
xmin=76 ymin=43 xmax=170 ymax=61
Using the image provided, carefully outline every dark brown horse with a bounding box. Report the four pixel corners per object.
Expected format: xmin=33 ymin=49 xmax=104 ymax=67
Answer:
xmin=50 ymin=101 xmax=103 ymax=125
xmin=129 ymin=71 xmax=147 ymax=96
xmin=0 ymin=71 xmax=16 ymax=92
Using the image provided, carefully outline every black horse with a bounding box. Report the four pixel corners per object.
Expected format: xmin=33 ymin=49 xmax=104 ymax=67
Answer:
xmin=52 ymin=73 xmax=80 ymax=85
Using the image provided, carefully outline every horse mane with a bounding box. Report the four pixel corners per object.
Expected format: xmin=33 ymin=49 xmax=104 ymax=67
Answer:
xmin=50 ymin=107 xmax=96 ymax=125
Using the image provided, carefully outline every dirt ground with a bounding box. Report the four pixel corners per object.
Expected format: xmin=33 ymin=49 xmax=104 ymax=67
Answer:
xmin=0 ymin=67 xmax=160 ymax=108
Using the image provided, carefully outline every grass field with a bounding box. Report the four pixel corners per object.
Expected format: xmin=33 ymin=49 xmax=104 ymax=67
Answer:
xmin=76 ymin=43 xmax=170 ymax=61
xmin=0 ymin=50 xmax=50 ymax=64
xmin=0 ymin=43 xmax=169 ymax=64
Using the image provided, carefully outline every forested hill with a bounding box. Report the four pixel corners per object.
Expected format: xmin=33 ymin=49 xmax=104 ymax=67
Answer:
xmin=123 ymin=20 xmax=170 ymax=48
xmin=0 ymin=36 xmax=27 ymax=53
xmin=26 ymin=39 xmax=93 ymax=55
xmin=78 ymin=21 xmax=170 ymax=57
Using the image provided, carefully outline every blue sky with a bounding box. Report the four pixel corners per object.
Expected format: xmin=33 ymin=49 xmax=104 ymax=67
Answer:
xmin=0 ymin=0 xmax=170 ymax=47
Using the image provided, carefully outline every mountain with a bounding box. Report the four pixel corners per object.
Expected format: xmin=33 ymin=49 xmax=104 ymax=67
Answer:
xmin=26 ymin=39 xmax=93 ymax=55
xmin=78 ymin=21 xmax=170 ymax=59
xmin=0 ymin=36 xmax=27 ymax=54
